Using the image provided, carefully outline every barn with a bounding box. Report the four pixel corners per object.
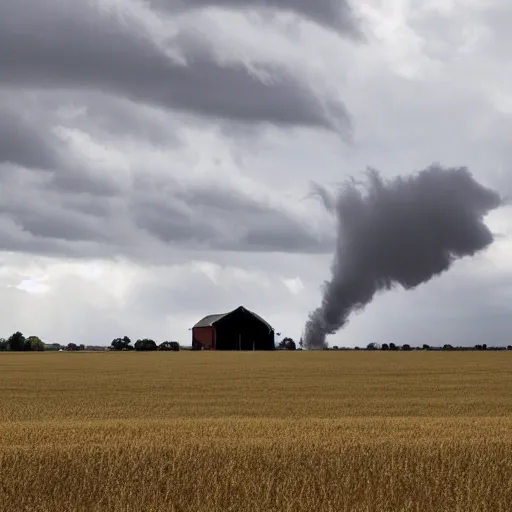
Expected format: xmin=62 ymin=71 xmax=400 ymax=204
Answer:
xmin=192 ymin=306 xmax=275 ymax=350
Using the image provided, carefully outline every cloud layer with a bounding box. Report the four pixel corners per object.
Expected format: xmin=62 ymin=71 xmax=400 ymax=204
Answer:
xmin=153 ymin=0 xmax=363 ymax=37
xmin=0 ymin=0 xmax=352 ymax=130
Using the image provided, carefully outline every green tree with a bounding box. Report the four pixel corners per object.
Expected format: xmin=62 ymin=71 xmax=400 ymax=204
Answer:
xmin=26 ymin=336 xmax=45 ymax=351
xmin=134 ymin=339 xmax=157 ymax=351
xmin=285 ymin=338 xmax=296 ymax=350
xmin=8 ymin=331 xmax=26 ymax=352
xmin=279 ymin=337 xmax=295 ymax=350
xmin=111 ymin=336 xmax=132 ymax=351
xmin=0 ymin=338 xmax=7 ymax=351
xmin=159 ymin=341 xmax=180 ymax=351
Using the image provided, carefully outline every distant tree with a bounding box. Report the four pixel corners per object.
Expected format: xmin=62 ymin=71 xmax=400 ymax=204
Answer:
xmin=159 ymin=341 xmax=180 ymax=352
xmin=26 ymin=336 xmax=45 ymax=351
xmin=354 ymin=346 xmax=360 ymax=351
xmin=482 ymin=344 xmax=487 ymax=351
xmin=67 ymin=343 xmax=79 ymax=351
xmin=134 ymin=339 xmax=157 ymax=351
xmin=423 ymin=344 xmax=430 ymax=350
xmin=402 ymin=344 xmax=412 ymax=351
xmin=111 ymin=336 xmax=132 ymax=351
xmin=389 ymin=343 xmax=397 ymax=351
xmin=367 ymin=343 xmax=380 ymax=350
xmin=8 ymin=331 xmax=26 ymax=352
xmin=508 ymin=346 xmax=512 ymax=351
xmin=332 ymin=346 xmax=339 ymax=350
xmin=0 ymin=338 xmax=7 ymax=351
xmin=79 ymin=344 xmax=85 ymax=351
xmin=443 ymin=344 xmax=454 ymax=351
xmin=278 ymin=337 xmax=294 ymax=350
xmin=285 ymin=339 xmax=296 ymax=351
xmin=381 ymin=343 xmax=389 ymax=351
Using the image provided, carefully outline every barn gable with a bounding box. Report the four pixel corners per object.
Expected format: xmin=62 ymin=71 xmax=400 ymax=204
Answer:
xmin=192 ymin=306 xmax=274 ymax=350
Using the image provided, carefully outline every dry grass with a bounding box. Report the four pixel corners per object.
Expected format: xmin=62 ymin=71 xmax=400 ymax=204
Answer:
xmin=0 ymin=351 xmax=511 ymax=511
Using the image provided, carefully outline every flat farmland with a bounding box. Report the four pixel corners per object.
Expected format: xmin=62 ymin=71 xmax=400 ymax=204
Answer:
xmin=0 ymin=351 xmax=511 ymax=511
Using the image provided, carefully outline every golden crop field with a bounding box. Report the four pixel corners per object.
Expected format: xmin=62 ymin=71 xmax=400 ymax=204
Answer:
xmin=0 ymin=351 xmax=511 ymax=512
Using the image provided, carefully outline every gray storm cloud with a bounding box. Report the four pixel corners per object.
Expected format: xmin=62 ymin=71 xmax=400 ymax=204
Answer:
xmin=304 ymin=165 xmax=503 ymax=349
xmin=153 ymin=0 xmax=362 ymax=38
xmin=0 ymin=0 xmax=355 ymax=259
xmin=0 ymin=0 xmax=351 ymax=131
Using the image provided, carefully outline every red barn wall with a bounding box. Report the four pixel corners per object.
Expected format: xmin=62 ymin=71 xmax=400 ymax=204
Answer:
xmin=192 ymin=326 xmax=215 ymax=349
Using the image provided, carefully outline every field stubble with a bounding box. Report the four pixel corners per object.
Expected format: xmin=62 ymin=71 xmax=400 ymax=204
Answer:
xmin=0 ymin=351 xmax=511 ymax=511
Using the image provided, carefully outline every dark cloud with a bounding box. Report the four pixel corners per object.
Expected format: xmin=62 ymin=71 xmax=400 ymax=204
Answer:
xmin=0 ymin=0 xmax=352 ymax=264
xmin=0 ymin=0 xmax=350 ymax=131
xmin=48 ymin=168 xmax=126 ymax=198
xmin=55 ymin=92 xmax=184 ymax=148
xmin=20 ymin=214 xmax=104 ymax=244
xmin=304 ymin=165 xmax=504 ymax=348
xmin=0 ymin=168 xmax=108 ymax=244
xmin=133 ymin=201 xmax=216 ymax=245
xmin=0 ymin=161 xmax=332 ymax=260
xmin=0 ymin=106 xmax=57 ymax=169
xmin=131 ymin=178 xmax=332 ymax=253
xmin=232 ymin=226 xmax=333 ymax=253
xmin=153 ymin=0 xmax=363 ymax=38
xmin=0 ymin=98 xmax=131 ymax=197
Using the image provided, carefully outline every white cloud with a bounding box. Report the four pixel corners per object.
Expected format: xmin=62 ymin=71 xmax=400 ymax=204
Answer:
xmin=15 ymin=278 xmax=51 ymax=295
xmin=282 ymin=277 xmax=304 ymax=295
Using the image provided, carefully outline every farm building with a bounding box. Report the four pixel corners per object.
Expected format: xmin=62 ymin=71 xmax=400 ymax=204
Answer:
xmin=192 ymin=306 xmax=275 ymax=350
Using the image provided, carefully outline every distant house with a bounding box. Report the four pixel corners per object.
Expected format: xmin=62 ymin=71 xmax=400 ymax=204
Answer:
xmin=192 ymin=306 xmax=275 ymax=351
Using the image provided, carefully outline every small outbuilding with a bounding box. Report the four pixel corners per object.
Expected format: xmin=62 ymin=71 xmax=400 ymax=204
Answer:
xmin=192 ymin=306 xmax=275 ymax=350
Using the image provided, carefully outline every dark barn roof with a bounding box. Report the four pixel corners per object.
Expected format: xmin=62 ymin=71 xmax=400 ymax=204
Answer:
xmin=193 ymin=313 xmax=227 ymax=328
xmin=193 ymin=306 xmax=273 ymax=331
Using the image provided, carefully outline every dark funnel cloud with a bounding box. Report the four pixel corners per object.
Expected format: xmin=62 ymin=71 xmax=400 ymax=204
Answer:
xmin=304 ymin=164 xmax=503 ymax=349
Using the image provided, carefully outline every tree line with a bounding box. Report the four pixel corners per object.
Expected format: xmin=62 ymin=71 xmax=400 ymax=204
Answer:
xmin=331 ymin=343 xmax=512 ymax=351
xmin=0 ymin=332 xmax=180 ymax=352
xmin=109 ymin=336 xmax=180 ymax=351
xmin=1 ymin=332 xmax=509 ymax=352
xmin=0 ymin=332 xmax=45 ymax=352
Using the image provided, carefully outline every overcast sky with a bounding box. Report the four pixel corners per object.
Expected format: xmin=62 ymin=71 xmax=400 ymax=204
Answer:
xmin=1 ymin=0 xmax=511 ymax=347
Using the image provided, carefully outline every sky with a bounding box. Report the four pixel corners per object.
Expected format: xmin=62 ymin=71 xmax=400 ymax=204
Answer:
xmin=1 ymin=0 xmax=511 ymax=348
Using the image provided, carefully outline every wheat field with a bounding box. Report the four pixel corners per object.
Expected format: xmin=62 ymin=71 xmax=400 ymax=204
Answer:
xmin=0 ymin=351 xmax=511 ymax=511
